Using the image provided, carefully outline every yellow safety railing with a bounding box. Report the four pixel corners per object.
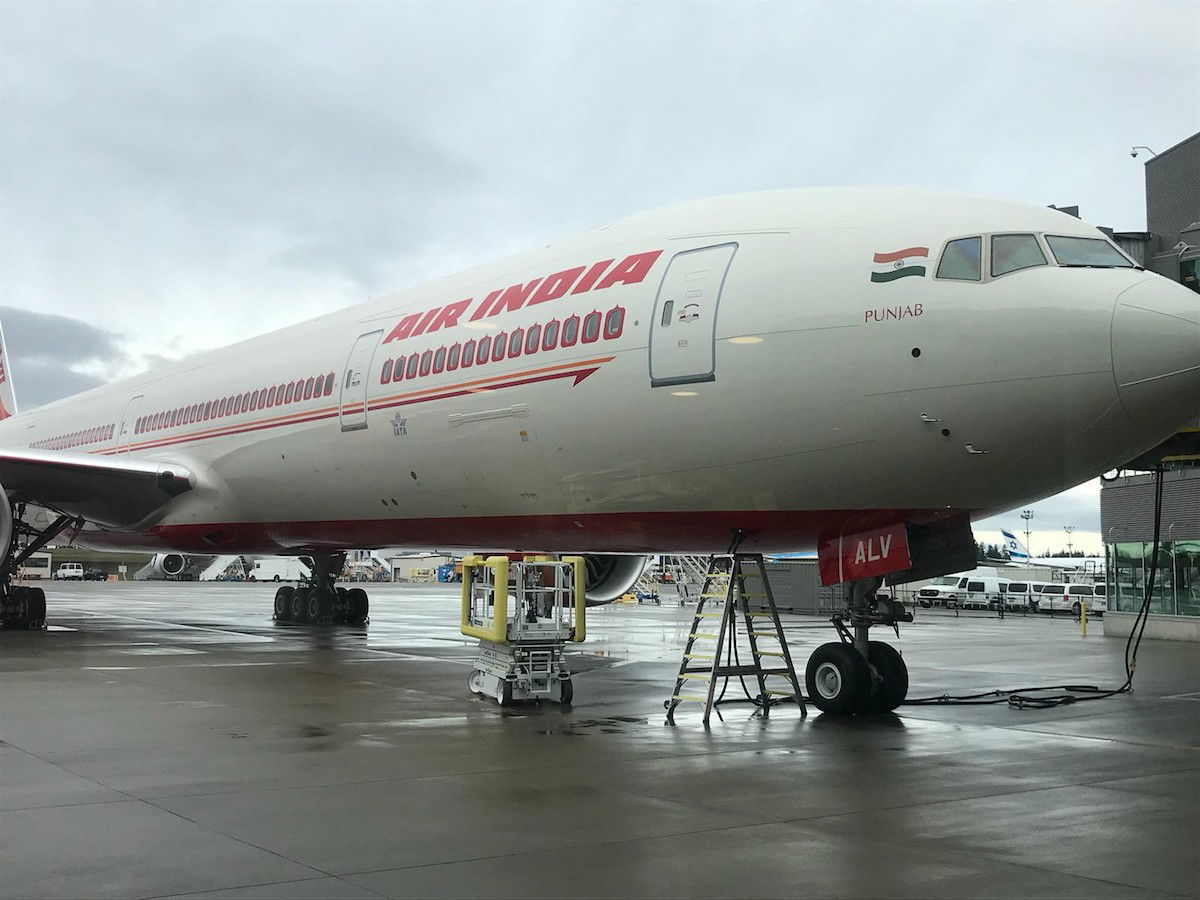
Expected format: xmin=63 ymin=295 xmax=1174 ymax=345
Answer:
xmin=563 ymin=555 xmax=586 ymax=643
xmin=461 ymin=555 xmax=510 ymax=643
xmin=460 ymin=554 xmax=586 ymax=644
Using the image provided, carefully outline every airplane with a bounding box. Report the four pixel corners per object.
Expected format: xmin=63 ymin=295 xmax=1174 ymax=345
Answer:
xmin=1000 ymin=528 xmax=1106 ymax=574
xmin=1 ymin=186 xmax=1197 ymax=715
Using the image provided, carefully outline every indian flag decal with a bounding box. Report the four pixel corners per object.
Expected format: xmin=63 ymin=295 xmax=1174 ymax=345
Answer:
xmin=870 ymin=246 xmax=929 ymax=283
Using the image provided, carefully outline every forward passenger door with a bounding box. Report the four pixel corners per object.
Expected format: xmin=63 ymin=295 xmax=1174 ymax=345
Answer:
xmin=649 ymin=243 xmax=737 ymax=387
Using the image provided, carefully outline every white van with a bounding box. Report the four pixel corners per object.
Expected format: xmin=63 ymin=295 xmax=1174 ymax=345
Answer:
xmin=55 ymin=562 xmax=84 ymax=580
xmin=1000 ymin=580 xmax=1037 ymax=611
xmin=1042 ymin=582 xmax=1106 ymax=616
xmin=1028 ymin=582 xmax=1062 ymax=612
xmin=917 ymin=571 xmax=1008 ymax=609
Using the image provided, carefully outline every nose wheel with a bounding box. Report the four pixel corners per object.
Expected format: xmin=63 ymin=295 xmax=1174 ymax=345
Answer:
xmin=804 ymin=577 xmax=911 ymax=715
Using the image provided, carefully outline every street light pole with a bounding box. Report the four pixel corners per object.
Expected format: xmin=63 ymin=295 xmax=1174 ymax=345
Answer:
xmin=1063 ymin=525 xmax=1075 ymax=556
xmin=1020 ymin=509 xmax=1034 ymax=559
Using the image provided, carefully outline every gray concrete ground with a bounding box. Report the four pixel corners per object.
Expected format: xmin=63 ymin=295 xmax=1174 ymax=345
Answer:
xmin=1 ymin=582 xmax=1197 ymax=899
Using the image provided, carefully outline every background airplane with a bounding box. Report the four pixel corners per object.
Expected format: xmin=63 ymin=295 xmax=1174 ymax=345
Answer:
xmin=1001 ymin=528 xmax=1106 ymax=573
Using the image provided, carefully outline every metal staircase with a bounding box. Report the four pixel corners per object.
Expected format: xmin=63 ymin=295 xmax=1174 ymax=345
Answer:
xmin=665 ymin=553 xmax=806 ymax=725
xmin=661 ymin=555 xmax=709 ymax=605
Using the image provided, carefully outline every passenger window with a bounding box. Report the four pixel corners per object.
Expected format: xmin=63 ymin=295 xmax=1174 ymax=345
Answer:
xmin=582 ymin=311 xmax=602 ymax=343
xmin=936 ymin=237 xmax=982 ymax=281
xmin=562 ymin=315 xmax=580 ymax=347
xmin=992 ymin=234 xmax=1047 ymax=277
xmin=433 ymin=347 xmax=446 ymax=373
xmin=660 ymin=300 xmax=674 ymax=327
xmin=406 ymin=355 xmax=420 ymax=379
xmin=525 ymin=325 xmax=541 ymax=354
xmin=604 ymin=306 xmax=625 ymax=339
xmin=447 ymin=344 xmax=461 ymax=370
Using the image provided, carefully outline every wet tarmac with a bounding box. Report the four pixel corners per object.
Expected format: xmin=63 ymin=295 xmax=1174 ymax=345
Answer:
xmin=1 ymin=582 xmax=1198 ymax=899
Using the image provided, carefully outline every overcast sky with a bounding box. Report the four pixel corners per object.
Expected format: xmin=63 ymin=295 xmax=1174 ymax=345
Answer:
xmin=3 ymin=0 xmax=1197 ymax=550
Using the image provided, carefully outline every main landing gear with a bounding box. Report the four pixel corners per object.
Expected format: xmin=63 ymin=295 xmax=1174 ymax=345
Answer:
xmin=271 ymin=553 xmax=370 ymax=626
xmin=804 ymin=576 xmax=913 ymax=715
xmin=0 ymin=498 xmax=78 ymax=631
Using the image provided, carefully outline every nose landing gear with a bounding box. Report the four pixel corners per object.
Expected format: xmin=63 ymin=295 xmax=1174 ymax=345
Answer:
xmin=271 ymin=553 xmax=370 ymax=626
xmin=804 ymin=576 xmax=913 ymax=715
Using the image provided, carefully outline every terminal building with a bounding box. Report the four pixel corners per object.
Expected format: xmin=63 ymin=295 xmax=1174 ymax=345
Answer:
xmin=1101 ymin=131 xmax=1200 ymax=641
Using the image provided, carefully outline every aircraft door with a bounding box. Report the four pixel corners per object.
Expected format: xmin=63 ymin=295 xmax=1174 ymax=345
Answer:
xmin=649 ymin=243 xmax=737 ymax=387
xmin=115 ymin=394 xmax=143 ymax=452
xmin=339 ymin=330 xmax=384 ymax=432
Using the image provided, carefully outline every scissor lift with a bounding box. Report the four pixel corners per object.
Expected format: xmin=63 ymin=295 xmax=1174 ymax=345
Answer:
xmin=461 ymin=555 xmax=586 ymax=706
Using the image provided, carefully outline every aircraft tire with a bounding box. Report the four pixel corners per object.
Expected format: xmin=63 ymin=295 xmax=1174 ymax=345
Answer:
xmin=308 ymin=589 xmax=333 ymax=624
xmin=805 ymin=642 xmax=870 ymax=715
xmin=345 ymin=588 xmax=369 ymax=625
xmin=26 ymin=587 xmax=46 ymax=629
xmin=865 ymin=641 xmax=908 ymax=713
xmin=290 ymin=588 xmax=310 ymax=623
xmin=274 ymin=586 xmax=294 ymax=622
xmin=5 ymin=586 xmax=29 ymax=627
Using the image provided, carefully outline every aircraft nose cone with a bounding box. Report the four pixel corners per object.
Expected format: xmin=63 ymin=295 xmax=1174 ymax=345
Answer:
xmin=1113 ymin=277 xmax=1200 ymax=431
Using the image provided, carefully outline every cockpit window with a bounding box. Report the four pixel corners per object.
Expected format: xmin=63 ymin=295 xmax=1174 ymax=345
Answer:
xmin=1045 ymin=235 xmax=1135 ymax=268
xmin=992 ymin=234 xmax=1047 ymax=277
xmin=936 ymin=237 xmax=982 ymax=281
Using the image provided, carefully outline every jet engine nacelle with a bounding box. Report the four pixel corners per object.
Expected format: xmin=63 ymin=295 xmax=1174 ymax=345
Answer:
xmin=151 ymin=552 xmax=188 ymax=578
xmin=582 ymin=554 xmax=649 ymax=606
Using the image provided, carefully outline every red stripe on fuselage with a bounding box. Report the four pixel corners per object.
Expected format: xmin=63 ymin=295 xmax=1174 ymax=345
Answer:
xmin=122 ymin=508 xmax=967 ymax=556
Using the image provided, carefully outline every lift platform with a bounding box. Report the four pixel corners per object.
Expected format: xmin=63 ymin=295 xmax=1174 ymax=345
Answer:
xmin=461 ymin=555 xmax=585 ymax=706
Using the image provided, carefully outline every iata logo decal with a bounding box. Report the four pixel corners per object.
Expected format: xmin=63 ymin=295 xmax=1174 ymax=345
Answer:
xmin=870 ymin=247 xmax=929 ymax=283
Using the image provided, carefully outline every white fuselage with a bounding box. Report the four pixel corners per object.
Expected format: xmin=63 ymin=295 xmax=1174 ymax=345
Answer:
xmin=4 ymin=188 xmax=1198 ymax=555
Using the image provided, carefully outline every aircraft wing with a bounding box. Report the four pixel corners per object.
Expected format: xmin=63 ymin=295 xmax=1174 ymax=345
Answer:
xmin=0 ymin=449 xmax=195 ymax=528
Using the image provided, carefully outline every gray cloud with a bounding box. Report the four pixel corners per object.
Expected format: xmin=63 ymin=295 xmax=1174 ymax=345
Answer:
xmin=0 ymin=306 xmax=130 ymax=409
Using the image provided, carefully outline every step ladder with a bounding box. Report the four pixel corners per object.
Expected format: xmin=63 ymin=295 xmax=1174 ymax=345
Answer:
xmin=665 ymin=553 xmax=806 ymax=725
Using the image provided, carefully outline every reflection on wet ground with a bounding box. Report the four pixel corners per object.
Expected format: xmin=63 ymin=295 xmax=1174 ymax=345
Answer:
xmin=1 ymin=581 xmax=1197 ymax=899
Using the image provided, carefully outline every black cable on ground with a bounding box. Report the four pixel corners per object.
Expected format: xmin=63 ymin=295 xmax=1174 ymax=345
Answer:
xmin=903 ymin=465 xmax=1164 ymax=710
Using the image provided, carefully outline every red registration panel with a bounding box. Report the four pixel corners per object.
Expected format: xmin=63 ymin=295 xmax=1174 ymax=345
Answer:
xmin=818 ymin=523 xmax=911 ymax=586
